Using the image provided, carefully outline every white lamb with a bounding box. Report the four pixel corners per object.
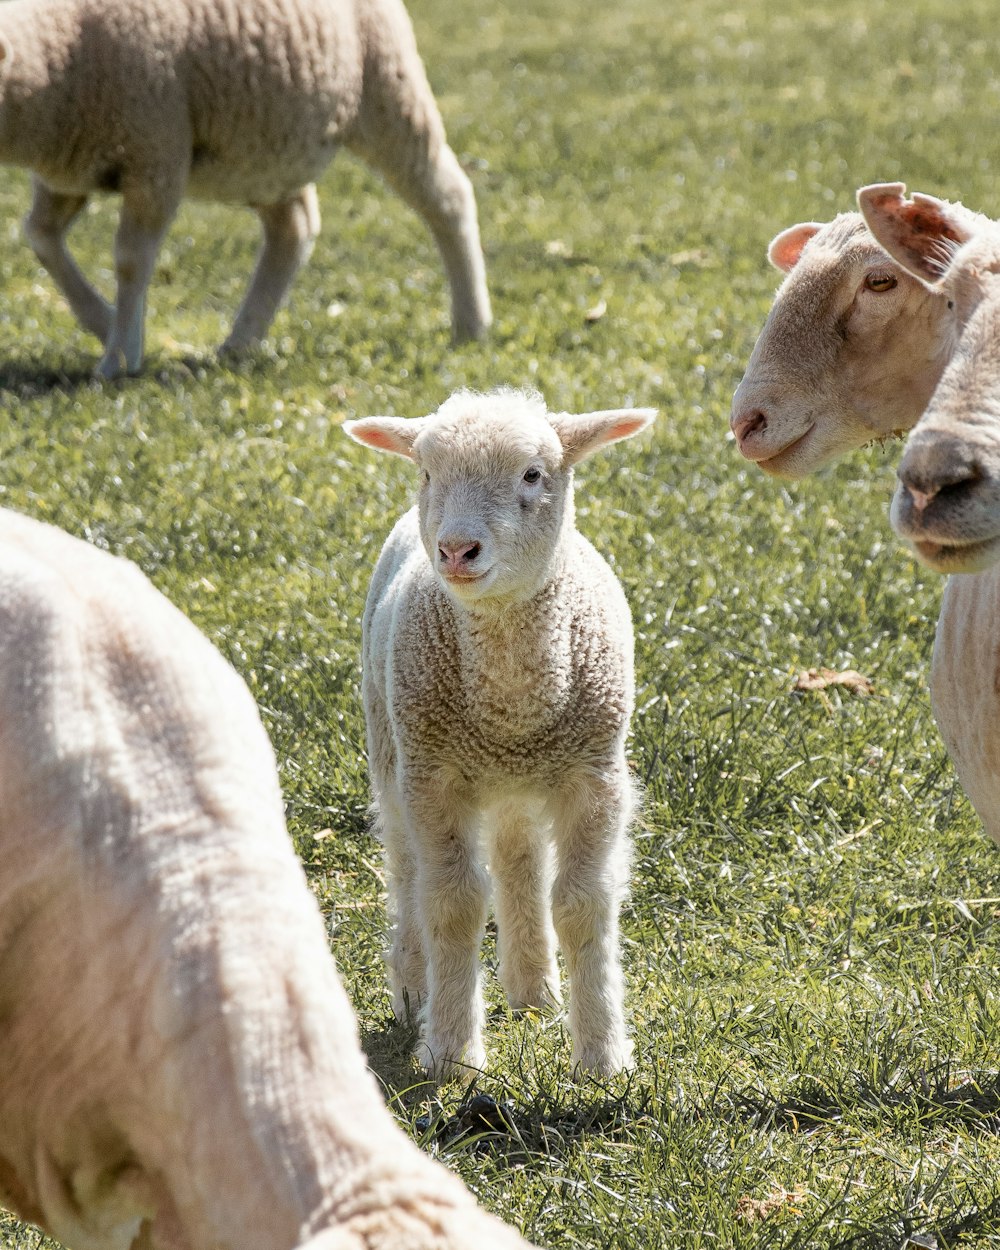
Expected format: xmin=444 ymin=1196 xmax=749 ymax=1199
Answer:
xmin=0 ymin=0 xmax=491 ymax=378
xmin=0 ymin=505 xmax=534 ymax=1250
xmin=729 ymin=183 xmax=1000 ymax=845
xmin=345 ymin=388 xmax=655 ymax=1080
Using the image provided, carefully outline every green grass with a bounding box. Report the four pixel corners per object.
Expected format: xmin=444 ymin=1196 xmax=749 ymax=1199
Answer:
xmin=3 ymin=0 xmax=1000 ymax=1245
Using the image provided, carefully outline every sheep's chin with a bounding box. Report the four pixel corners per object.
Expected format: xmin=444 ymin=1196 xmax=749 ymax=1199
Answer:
xmin=438 ymin=569 xmax=497 ymax=601
xmin=909 ymin=533 xmax=1000 ymax=574
xmin=755 ymin=423 xmax=821 ymax=478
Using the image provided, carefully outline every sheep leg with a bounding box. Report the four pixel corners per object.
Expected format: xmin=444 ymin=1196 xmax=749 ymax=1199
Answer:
xmin=550 ymin=769 xmax=634 ymax=1076
xmin=99 ymin=194 xmax=175 ymax=379
xmin=350 ymin=62 xmax=491 ymax=345
xmin=409 ymin=783 xmax=488 ymax=1078
xmin=379 ymin=790 xmax=428 ymax=1018
xmin=487 ymin=799 xmax=560 ymax=1012
xmin=23 ymin=181 xmax=113 ymax=344
xmin=222 ymin=186 xmax=321 ymax=355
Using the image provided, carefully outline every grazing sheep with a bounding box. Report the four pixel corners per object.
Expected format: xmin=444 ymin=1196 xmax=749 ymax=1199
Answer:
xmin=345 ymin=388 xmax=654 ymax=1080
xmin=729 ymin=184 xmax=1000 ymax=846
xmin=0 ymin=0 xmax=491 ymax=378
xmin=0 ymin=505 xmax=534 ymax=1250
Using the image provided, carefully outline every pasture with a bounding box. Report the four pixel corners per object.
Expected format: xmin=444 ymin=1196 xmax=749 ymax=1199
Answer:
xmin=2 ymin=0 xmax=1000 ymax=1245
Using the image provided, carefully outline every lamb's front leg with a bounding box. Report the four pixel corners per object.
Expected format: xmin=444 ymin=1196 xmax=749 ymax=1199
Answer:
xmin=550 ymin=765 xmax=635 ymax=1076
xmin=23 ymin=179 xmax=113 ymax=344
xmin=98 ymin=190 xmax=176 ymax=379
xmin=409 ymin=776 xmax=488 ymax=1079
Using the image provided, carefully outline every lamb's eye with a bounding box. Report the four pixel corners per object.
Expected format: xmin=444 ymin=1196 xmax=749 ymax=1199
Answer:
xmin=422 ymin=470 xmax=430 ymax=485
xmin=865 ymin=272 xmax=898 ymax=293
xmin=523 ymin=466 xmax=542 ymax=484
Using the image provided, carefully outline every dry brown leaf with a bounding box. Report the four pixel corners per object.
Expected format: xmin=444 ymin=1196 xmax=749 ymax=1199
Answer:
xmin=584 ymin=297 xmax=607 ymax=322
xmin=734 ymin=1187 xmax=805 ymax=1224
xmin=794 ymin=667 xmax=874 ymax=696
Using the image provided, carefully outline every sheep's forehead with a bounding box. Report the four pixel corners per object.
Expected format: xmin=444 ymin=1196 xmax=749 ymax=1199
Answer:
xmin=414 ymin=405 xmax=562 ymax=474
xmin=789 ymin=214 xmax=887 ymax=286
xmin=775 ymin=215 xmax=896 ymax=321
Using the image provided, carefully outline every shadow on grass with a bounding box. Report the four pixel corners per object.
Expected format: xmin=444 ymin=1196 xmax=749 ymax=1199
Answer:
xmin=361 ymin=1017 xmax=659 ymax=1165
xmin=0 ymin=358 xmax=96 ymax=398
xmin=729 ymin=1065 xmax=1000 ymax=1137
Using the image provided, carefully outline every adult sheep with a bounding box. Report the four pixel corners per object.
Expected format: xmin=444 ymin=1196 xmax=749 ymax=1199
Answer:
xmin=346 ymin=388 xmax=655 ymax=1080
xmin=729 ymin=183 xmax=1000 ymax=844
xmin=0 ymin=0 xmax=491 ymax=378
xmin=0 ymin=505 xmax=534 ymax=1250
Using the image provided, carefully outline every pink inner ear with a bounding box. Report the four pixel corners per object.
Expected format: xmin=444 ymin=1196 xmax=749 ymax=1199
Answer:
xmin=768 ymin=224 xmax=822 ymax=273
xmin=356 ymin=426 xmax=401 ymax=452
xmin=607 ymin=415 xmax=651 ymax=443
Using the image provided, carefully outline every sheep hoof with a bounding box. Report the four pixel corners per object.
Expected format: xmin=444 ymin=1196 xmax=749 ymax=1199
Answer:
xmin=94 ymin=349 xmax=130 ymax=381
xmin=571 ymin=1040 xmax=634 ymax=1079
xmin=416 ymin=1036 xmax=486 ymax=1082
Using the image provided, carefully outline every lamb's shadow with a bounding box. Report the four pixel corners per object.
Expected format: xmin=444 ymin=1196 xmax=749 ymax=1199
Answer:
xmin=360 ymin=1015 xmax=654 ymax=1166
xmin=0 ymin=357 xmax=98 ymax=399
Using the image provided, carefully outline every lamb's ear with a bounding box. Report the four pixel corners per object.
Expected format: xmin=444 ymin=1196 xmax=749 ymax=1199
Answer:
xmin=550 ymin=408 xmax=656 ymax=466
xmin=768 ymin=223 xmax=823 ymax=273
xmin=342 ymin=416 xmax=427 ymax=460
xmin=857 ymin=182 xmax=972 ymax=286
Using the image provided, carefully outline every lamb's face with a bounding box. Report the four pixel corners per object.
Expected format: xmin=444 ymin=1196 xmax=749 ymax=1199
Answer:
xmin=891 ymin=235 xmax=1000 ymax=573
xmin=412 ymin=408 xmax=570 ymax=605
xmin=730 ymin=213 xmax=954 ymax=478
xmin=344 ymin=391 xmax=655 ymax=603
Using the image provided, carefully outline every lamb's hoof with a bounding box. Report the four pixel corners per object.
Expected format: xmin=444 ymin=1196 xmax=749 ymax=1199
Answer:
xmin=504 ymin=977 xmax=562 ymax=1014
xmin=571 ymin=1038 xmax=634 ymax=1079
xmin=416 ymin=1035 xmax=486 ymax=1082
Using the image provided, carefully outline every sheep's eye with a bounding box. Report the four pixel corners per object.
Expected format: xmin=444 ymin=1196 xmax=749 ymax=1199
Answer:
xmin=865 ymin=272 xmax=898 ymax=293
xmin=523 ymin=466 xmax=542 ymax=484
xmin=422 ymin=470 xmax=430 ymax=484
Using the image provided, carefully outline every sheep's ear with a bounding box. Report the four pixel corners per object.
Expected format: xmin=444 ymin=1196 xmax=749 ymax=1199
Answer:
xmin=768 ymin=223 xmax=823 ymax=273
xmin=343 ymin=416 xmax=427 ymax=460
xmin=857 ymin=182 xmax=971 ymax=286
xmin=550 ymin=408 xmax=656 ymax=466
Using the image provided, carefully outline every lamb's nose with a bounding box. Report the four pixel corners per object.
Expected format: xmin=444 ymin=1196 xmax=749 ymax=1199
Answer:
xmin=730 ymin=406 xmax=768 ymax=447
xmin=438 ymin=540 xmax=480 ymax=567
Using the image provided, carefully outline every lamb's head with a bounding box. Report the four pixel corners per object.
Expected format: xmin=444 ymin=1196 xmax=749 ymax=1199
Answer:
xmin=345 ymin=389 xmax=654 ymax=605
xmin=858 ymin=183 xmax=1000 ymax=573
xmin=730 ymin=208 xmax=956 ymax=478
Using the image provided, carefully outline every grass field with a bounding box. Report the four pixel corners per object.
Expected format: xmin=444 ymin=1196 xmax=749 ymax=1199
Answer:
xmin=3 ymin=0 xmax=1000 ymax=1245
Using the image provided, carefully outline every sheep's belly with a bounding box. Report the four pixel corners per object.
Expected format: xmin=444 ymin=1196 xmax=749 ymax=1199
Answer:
xmin=931 ymin=568 xmax=1000 ymax=844
xmin=185 ymin=138 xmax=339 ymax=204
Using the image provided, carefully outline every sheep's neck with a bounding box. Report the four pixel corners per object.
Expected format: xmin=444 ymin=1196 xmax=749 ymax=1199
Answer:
xmin=453 ymin=575 xmax=573 ymax=731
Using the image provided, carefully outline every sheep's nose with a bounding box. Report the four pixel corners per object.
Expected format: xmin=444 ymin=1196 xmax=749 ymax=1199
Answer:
xmin=438 ymin=540 xmax=480 ymax=568
xmin=897 ymin=439 xmax=982 ymax=513
xmin=731 ymin=406 xmax=768 ymax=447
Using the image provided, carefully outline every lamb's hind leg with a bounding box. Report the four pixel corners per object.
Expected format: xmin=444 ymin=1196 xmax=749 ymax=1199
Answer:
xmin=221 ymin=186 xmax=321 ymax=356
xmin=487 ymin=798 xmax=560 ymax=1012
xmin=23 ymin=179 xmax=113 ymax=344
xmin=379 ymin=788 xmax=428 ymax=1019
